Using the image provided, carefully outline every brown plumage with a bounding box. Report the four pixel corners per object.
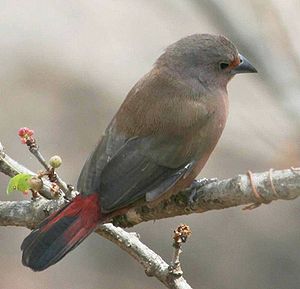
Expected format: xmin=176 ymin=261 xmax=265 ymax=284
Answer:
xmin=21 ymin=33 xmax=257 ymax=271
xmin=77 ymin=33 xmax=256 ymax=210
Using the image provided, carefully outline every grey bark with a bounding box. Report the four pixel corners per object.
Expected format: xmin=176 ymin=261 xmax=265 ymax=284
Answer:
xmin=1 ymin=142 xmax=300 ymax=289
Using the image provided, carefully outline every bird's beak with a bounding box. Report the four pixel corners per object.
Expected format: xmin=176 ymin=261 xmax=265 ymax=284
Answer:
xmin=231 ymin=54 xmax=257 ymax=74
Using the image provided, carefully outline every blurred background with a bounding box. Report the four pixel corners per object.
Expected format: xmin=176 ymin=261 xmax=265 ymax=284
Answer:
xmin=0 ymin=1 xmax=300 ymax=288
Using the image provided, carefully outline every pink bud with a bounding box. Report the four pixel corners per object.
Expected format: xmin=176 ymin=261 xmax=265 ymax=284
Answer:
xmin=18 ymin=127 xmax=34 ymax=136
xmin=18 ymin=128 xmax=27 ymax=137
xmin=18 ymin=127 xmax=35 ymax=144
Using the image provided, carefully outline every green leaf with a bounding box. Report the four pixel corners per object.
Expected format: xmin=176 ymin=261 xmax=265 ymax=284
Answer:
xmin=6 ymin=174 xmax=32 ymax=194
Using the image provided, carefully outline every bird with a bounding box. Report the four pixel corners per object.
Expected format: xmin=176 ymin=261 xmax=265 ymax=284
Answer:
xmin=21 ymin=33 xmax=257 ymax=271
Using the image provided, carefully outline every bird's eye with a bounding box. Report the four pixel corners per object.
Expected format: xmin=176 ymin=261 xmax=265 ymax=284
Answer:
xmin=219 ymin=62 xmax=229 ymax=70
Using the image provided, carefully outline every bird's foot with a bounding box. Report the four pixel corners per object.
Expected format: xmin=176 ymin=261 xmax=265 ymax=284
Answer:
xmin=190 ymin=178 xmax=217 ymax=189
xmin=188 ymin=178 xmax=217 ymax=208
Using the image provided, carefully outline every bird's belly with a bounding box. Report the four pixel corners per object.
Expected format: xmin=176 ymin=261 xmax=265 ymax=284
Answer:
xmin=160 ymin=115 xmax=227 ymax=201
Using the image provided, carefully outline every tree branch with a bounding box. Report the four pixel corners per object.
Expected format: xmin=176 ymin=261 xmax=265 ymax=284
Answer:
xmin=96 ymin=224 xmax=192 ymax=289
xmin=0 ymin=142 xmax=193 ymax=288
xmin=1 ymin=142 xmax=300 ymax=288
xmin=1 ymin=165 xmax=299 ymax=228
xmin=1 ymin=142 xmax=300 ymax=227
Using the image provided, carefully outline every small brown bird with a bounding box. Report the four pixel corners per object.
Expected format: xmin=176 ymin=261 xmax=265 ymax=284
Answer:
xmin=21 ymin=34 xmax=257 ymax=271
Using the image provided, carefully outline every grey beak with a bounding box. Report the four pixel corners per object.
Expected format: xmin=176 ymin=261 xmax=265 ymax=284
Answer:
xmin=232 ymin=54 xmax=257 ymax=74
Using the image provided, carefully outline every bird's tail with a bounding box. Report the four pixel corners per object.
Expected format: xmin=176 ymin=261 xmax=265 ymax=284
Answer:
xmin=21 ymin=193 xmax=102 ymax=271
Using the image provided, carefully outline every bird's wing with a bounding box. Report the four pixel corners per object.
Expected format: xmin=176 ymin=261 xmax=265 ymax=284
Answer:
xmin=98 ymin=135 xmax=193 ymax=213
xmin=77 ymin=71 xmax=211 ymax=213
xmin=77 ymin=118 xmax=128 ymax=196
xmin=77 ymin=123 xmax=193 ymax=213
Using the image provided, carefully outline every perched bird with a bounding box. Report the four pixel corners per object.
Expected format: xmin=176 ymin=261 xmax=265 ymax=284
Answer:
xmin=21 ymin=34 xmax=257 ymax=271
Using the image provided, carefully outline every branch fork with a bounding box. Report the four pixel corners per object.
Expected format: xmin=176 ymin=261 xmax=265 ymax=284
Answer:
xmin=1 ymin=129 xmax=300 ymax=288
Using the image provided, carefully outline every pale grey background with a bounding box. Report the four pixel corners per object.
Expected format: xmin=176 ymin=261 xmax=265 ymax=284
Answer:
xmin=0 ymin=1 xmax=300 ymax=288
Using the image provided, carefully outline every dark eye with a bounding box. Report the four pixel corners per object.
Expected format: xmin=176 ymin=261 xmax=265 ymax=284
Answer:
xmin=219 ymin=62 xmax=229 ymax=70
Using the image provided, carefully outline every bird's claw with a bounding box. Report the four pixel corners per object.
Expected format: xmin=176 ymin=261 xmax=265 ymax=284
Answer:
xmin=188 ymin=178 xmax=218 ymax=208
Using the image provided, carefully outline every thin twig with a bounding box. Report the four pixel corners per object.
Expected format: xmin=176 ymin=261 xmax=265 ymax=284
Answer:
xmin=29 ymin=145 xmax=49 ymax=171
xmin=28 ymin=143 xmax=71 ymax=198
xmin=97 ymin=224 xmax=193 ymax=289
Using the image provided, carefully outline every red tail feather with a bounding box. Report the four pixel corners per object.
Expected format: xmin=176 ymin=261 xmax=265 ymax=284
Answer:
xmin=21 ymin=193 xmax=101 ymax=271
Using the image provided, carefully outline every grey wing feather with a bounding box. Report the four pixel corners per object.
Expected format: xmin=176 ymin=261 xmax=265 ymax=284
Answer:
xmin=77 ymin=119 xmax=127 ymax=195
xmin=98 ymin=137 xmax=192 ymax=213
xmin=77 ymin=123 xmax=194 ymax=213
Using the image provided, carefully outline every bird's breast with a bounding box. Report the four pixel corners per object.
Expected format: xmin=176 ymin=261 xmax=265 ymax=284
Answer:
xmin=182 ymin=92 xmax=228 ymax=160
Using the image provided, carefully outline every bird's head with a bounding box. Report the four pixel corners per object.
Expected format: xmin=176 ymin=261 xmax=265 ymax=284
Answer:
xmin=156 ymin=34 xmax=257 ymax=92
